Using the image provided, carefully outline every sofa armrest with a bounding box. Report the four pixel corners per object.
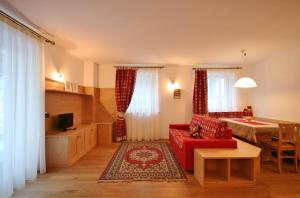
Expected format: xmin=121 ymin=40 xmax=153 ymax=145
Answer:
xmin=169 ymin=124 xmax=190 ymax=131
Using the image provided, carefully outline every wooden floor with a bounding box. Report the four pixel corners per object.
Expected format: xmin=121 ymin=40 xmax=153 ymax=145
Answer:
xmin=13 ymin=143 xmax=300 ymax=198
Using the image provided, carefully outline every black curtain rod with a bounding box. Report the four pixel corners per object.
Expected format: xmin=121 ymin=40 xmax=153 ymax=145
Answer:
xmin=193 ymin=67 xmax=242 ymax=70
xmin=0 ymin=10 xmax=55 ymax=45
xmin=114 ymin=66 xmax=164 ymax=69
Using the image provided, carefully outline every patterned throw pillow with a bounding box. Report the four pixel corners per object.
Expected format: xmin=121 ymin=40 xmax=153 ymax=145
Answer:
xmin=190 ymin=125 xmax=201 ymax=138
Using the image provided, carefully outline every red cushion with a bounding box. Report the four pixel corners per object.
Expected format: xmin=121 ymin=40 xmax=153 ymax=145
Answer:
xmin=190 ymin=114 xmax=231 ymax=139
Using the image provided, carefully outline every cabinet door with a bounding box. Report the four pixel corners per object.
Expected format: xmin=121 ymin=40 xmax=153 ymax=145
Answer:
xmin=92 ymin=126 xmax=97 ymax=147
xmin=84 ymin=127 xmax=91 ymax=152
xmin=68 ymin=134 xmax=78 ymax=165
xmin=98 ymin=123 xmax=113 ymax=145
xmin=85 ymin=125 xmax=97 ymax=152
xmin=76 ymin=131 xmax=85 ymax=158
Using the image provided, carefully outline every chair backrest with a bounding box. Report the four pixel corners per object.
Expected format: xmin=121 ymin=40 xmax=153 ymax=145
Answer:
xmin=278 ymin=124 xmax=300 ymax=147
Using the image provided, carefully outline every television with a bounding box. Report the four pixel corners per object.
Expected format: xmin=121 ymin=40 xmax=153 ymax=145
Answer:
xmin=57 ymin=113 xmax=73 ymax=131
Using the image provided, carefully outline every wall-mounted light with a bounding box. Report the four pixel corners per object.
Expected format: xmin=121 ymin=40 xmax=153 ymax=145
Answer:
xmin=168 ymin=81 xmax=181 ymax=99
xmin=53 ymin=72 xmax=65 ymax=82
xmin=168 ymin=81 xmax=179 ymax=91
xmin=173 ymin=89 xmax=181 ymax=99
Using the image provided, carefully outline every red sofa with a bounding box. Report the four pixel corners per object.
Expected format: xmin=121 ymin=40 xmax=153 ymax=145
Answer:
xmin=169 ymin=114 xmax=237 ymax=171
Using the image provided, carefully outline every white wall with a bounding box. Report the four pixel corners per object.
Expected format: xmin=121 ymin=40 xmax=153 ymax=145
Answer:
xmin=83 ymin=61 xmax=99 ymax=87
xmin=45 ymin=45 xmax=84 ymax=85
xmin=159 ymin=66 xmax=194 ymax=138
xmin=98 ymin=64 xmax=248 ymax=139
xmin=247 ymin=47 xmax=300 ymax=122
xmin=98 ymin=64 xmax=116 ymax=88
xmin=0 ymin=1 xmax=85 ymax=85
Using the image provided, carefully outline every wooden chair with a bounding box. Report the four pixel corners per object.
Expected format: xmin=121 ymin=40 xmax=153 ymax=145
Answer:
xmin=261 ymin=123 xmax=300 ymax=173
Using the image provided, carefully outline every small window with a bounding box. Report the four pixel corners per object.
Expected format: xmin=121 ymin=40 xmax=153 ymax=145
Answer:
xmin=208 ymin=70 xmax=237 ymax=112
xmin=127 ymin=69 xmax=159 ymax=115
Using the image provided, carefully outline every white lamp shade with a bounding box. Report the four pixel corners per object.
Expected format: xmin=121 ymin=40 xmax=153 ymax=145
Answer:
xmin=234 ymin=77 xmax=257 ymax=88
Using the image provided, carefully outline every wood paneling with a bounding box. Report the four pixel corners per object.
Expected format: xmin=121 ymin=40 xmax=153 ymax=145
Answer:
xmin=99 ymin=88 xmax=116 ymax=122
xmin=45 ymin=91 xmax=93 ymax=131
xmin=97 ymin=123 xmax=113 ymax=145
xmin=45 ymin=78 xmax=64 ymax=91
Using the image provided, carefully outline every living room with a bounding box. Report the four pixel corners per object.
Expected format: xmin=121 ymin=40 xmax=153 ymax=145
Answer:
xmin=0 ymin=0 xmax=300 ymax=198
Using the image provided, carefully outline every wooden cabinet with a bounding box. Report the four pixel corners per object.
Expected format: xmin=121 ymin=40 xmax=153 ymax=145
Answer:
xmin=46 ymin=124 xmax=98 ymax=168
xmin=76 ymin=131 xmax=86 ymax=158
xmin=84 ymin=125 xmax=98 ymax=152
xmin=68 ymin=133 xmax=79 ymax=165
xmin=97 ymin=122 xmax=113 ymax=145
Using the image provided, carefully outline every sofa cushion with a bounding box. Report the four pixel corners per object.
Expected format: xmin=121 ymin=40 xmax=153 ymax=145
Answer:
xmin=190 ymin=114 xmax=230 ymax=139
xmin=190 ymin=114 xmax=206 ymax=129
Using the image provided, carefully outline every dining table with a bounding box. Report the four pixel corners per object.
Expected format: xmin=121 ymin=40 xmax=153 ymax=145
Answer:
xmin=220 ymin=118 xmax=279 ymax=144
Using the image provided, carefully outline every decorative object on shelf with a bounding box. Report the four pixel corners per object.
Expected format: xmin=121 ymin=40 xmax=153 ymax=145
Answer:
xmin=64 ymin=81 xmax=73 ymax=92
xmin=72 ymin=83 xmax=79 ymax=93
xmin=234 ymin=49 xmax=257 ymax=88
xmin=173 ymin=88 xmax=181 ymax=99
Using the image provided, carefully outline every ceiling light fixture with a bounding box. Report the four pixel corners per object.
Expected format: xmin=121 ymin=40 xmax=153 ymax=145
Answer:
xmin=234 ymin=49 xmax=257 ymax=88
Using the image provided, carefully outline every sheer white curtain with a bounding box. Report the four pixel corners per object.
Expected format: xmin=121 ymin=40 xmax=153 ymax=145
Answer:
xmin=207 ymin=70 xmax=237 ymax=112
xmin=126 ymin=69 xmax=160 ymax=141
xmin=0 ymin=20 xmax=45 ymax=198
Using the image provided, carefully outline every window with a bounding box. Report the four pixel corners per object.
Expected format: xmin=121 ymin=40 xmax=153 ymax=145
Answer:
xmin=0 ymin=19 xmax=45 ymax=197
xmin=127 ymin=69 xmax=159 ymax=115
xmin=0 ymin=75 xmax=3 ymax=152
xmin=126 ymin=69 xmax=160 ymax=141
xmin=207 ymin=70 xmax=237 ymax=112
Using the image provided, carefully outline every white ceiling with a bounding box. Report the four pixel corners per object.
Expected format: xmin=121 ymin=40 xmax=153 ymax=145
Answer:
xmin=6 ymin=0 xmax=300 ymax=65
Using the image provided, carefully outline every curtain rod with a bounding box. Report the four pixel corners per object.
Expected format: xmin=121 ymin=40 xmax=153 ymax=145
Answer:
xmin=193 ymin=67 xmax=242 ymax=70
xmin=0 ymin=10 xmax=55 ymax=45
xmin=114 ymin=66 xmax=164 ymax=69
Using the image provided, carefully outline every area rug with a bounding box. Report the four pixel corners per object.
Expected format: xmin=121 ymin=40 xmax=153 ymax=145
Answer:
xmin=99 ymin=141 xmax=186 ymax=182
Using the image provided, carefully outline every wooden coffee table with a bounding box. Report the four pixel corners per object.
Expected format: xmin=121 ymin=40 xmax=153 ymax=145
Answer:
xmin=194 ymin=138 xmax=261 ymax=187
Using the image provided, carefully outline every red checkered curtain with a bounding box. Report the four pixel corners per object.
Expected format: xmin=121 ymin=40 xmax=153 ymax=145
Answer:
xmin=115 ymin=68 xmax=137 ymax=141
xmin=193 ymin=69 xmax=208 ymax=114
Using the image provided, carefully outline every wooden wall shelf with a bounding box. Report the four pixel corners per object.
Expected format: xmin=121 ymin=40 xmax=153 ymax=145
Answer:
xmin=46 ymin=89 xmax=93 ymax=96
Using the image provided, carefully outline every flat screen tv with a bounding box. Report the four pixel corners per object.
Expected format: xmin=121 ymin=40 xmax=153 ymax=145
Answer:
xmin=57 ymin=113 xmax=73 ymax=131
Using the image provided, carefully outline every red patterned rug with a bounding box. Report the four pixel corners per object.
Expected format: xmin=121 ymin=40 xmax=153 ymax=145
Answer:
xmin=99 ymin=141 xmax=186 ymax=182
